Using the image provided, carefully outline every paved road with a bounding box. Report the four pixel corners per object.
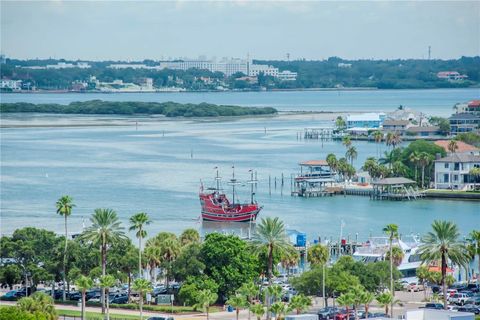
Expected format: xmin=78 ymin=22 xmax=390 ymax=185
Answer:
xmin=1 ymin=290 xmax=430 ymax=320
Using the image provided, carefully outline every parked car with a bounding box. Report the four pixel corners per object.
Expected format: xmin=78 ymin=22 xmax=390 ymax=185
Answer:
xmin=318 ymin=307 xmax=340 ymax=320
xmin=68 ymin=291 xmax=81 ymax=301
xmin=370 ymin=312 xmax=388 ymax=318
xmin=110 ymin=295 xmax=128 ymax=304
xmin=424 ymin=303 xmax=444 ymax=309
xmin=448 ymin=293 xmax=470 ymax=305
xmin=457 ymin=304 xmax=480 ymax=314
xmin=407 ymin=282 xmax=423 ymax=292
xmin=4 ymin=290 xmax=18 ymax=298
xmin=147 ymin=317 xmax=174 ymax=320
xmin=466 ymin=284 xmax=480 ymax=293
xmin=465 ymin=296 xmax=480 ymax=306
xmin=334 ymin=309 xmax=355 ymax=320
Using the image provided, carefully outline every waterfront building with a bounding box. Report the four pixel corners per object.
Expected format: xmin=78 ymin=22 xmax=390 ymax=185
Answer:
xmin=449 ymin=113 xmax=480 ymax=134
xmin=248 ymin=64 xmax=279 ymax=77
xmin=434 ymin=140 xmax=479 ymax=155
xmin=405 ymin=126 xmax=441 ymax=137
xmin=454 ymin=100 xmax=480 ymax=115
xmin=277 ymin=70 xmax=298 ymax=81
xmin=108 ymin=64 xmax=151 ymax=70
xmin=382 ymin=120 xmax=410 ymax=133
xmin=436 ymin=71 xmax=468 ymax=81
xmin=159 ymin=58 xmax=249 ymax=76
xmin=434 ymin=153 xmax=480 ymax=190
xmin=291 ymin=160 xmax=336 ymax=197
xmin=22 ymin=62 xmax=91 ymax=69
xmin=386 ymin=106 xmax=427 ymax=124
xmin=346 ymin=113 xmax=385 ymax=129
xmin=0 ymin=79 xmax=22 ymax=91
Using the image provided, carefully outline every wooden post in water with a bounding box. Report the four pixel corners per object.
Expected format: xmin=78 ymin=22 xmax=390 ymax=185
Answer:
xmin=269 ymin=175 xmax=271 ymax=195
xmin=281 ymin=173 xmax=284 ymax=186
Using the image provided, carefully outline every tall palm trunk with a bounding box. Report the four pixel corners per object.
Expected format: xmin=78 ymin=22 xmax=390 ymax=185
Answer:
xmin=236 ymin=308 xmax=240 ymax=320
xmin=101 ymin=240 xmax=106 ymax=314
xmin=63 ymin=215 xmax=68 ymax=301
xmin=266 ymin=244 xmax=273 ymax=320
xmin=389 ymin=238 xmax=394 ymax=319
xmin=128 ymin=273 xmax=132 ymax=303
xmin=139 ymin=293 xmax=144 ymax=320
xmin=81 ymin=289 xmax=86 ymax=320
xmin=138 ymin=233 xmax=142 ymax=278
xmin=441 ymin=252 xmax=447 ymax=310
xmin=422 ymin=166 xmax=425 ymax=188
xmin=106 ymin=288 xmax=110 ymax=320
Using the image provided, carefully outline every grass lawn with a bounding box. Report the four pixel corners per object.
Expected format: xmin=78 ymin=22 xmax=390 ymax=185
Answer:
xmin=57 ymin=309 xmax=141 ymax=320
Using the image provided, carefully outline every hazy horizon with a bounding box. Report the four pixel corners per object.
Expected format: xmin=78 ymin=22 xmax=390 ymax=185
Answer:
xmin=1 ymin=1 xmax=479 ymax=61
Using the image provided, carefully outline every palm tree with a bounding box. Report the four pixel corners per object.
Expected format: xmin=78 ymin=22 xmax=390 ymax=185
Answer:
xmin=382 ymin=223 xmax=398 ymax=319
xmin=75 ymin=275 xmax=93 ymax=320
xmin=416 ymin=266 xmax=430 ymax=300
xmin=238 ymin=282 xmax=260 ymax=320
xmin=307 ymin=243 xmax=329 ymax=266
xmin=385 ymin=246 xmax=405 ymax=267
xmin=250 ymin=303 xmax=266 ymax=320
xmin=80 ymin=208 xmax=127 ymax=313
xmin=342 ymin=135 xmax=352 ymax=148
xmin=466 ymin=230 xmax=480 ymax=281
xmin=18 ymin=292 xmax=57 ymax=320
xmin=326 ymin=153 xmax=338 ymax=176
xmin=99 ymin=275 xmax=116 ymax=320
xmin=266 ymin=285 xmax=283 ymax=303
xmin=180 ymin=228 xmax=200 ymax=246
xmin=469 ymin=167 xmax=480 ymax=190
xmin=336 ymin=293 xmax=354 ymax=320
xmin=252 ymin=217 xmax=291 ymax=282
xmin=418 ymin=220 xmax=470 ymax=309
xmin=288 ymin=294 xmax=312 ymax=314
xmin=227 ymin=294 xmax=248 ymax=320
xmin=159 ymin=237 xmax=181 ymax=288
xmin=280 ymin=246 xmax=299 ymax=276
xmin=386 ymin=132 xmax=402 ymax=149
xmin=335 ymin=116 xmax=346 ymax=130
xmin=418 ymin=152 xmax=433 ymax=188
xmin=133 ymin=278 xmax=152 ymax=320
xmin=408 ymin=151 xmax=420 ymax=183
xmin=376 ymin=292 xmax=393 ymax=315
xmin=359 ymin=291 xmax=374 ymax=319
xmin=345 ymin=146 xmax=358 ymax=166
xmin=56 ymin=195 xmax=75 ymax=301
xmin=447 ymin=140 xmax=458 ymax=154
xmin=194 ymin=289 xmax=218 ymax=320
xmin=129 ymin=212 xmax=152 ymax=278
xmin=144 ymin=243 xmax=162 ymax=282
xmin=373 ymin=130 xmax=383 ymax=157
xmin=270 ymin=302 xmax=289 ymax=320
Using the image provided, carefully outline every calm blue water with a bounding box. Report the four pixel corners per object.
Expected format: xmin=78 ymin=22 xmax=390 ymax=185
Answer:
xmin=1 ymin=88 xmax=479 ymax=117
xmin=1 ymin=108 xmax=479 ymax=241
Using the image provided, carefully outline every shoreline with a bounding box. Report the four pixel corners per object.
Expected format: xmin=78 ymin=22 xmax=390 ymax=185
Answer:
xmin=1 ymin=86 xmax=479 ymax=94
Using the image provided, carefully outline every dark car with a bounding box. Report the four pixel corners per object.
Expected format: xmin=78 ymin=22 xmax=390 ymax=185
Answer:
xmin=467 ymin=284 xmax=480 ymax=293
xmin=465 ymin=296 xmax=480 ymax=306
xmin=457 ymin=304 xmax=480 ymax=314
xmin=68 ymin=291 xmax=81 ymax=301
xmin=147 ymin=317 xmax=174 ymax=320
xmin=318 ymin=307 xmax=339 ymax=320
xmin=424 ymin=303 xmax=444 ymax=310
xmin=370 ymin=312 xmax=388 ymax=318
xmin=110 ymin=295 xmax=128 ymax=304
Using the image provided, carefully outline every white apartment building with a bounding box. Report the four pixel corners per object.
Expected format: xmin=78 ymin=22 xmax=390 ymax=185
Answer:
xmin=248 ymin=64 xmax=279 ymax=77
xmin=158 ymin=59 xmax=249 ymax=76
xmin=0 ymin=79 xmax=22 ymax=91
xmin=434 ymin=153 xmax=480 ymax=190
xmin=22 ymin=62 xmax=91 ymax=69
xmin=277 ymin=70 xmax=298 ymax=81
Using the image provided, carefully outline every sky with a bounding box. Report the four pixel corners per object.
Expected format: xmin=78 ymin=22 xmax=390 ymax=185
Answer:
xmin=1 ymin=1 xmax=479 ymax=61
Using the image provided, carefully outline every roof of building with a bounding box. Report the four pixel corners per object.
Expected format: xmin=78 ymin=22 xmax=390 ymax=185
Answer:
xmin=449 ymin=113 xmax=480 ymax=120
xmin=468 ymin=100 xmax=480 ymax=108
xmin=299 ymin=160 xmax=329 ymax=167
xmin=406 ymin=126 xmax=440 ymax=133
xmin=346 ymin=127 xmax=370 ymax=132
xmin=372 ymin=177 xmax=416 ymax=185
xmin=347 ymin=113 xmax=384 ymax=122
xmin=434 ymin=140 xmax=479 ymax=153
xmin=383 ymin=120 xmax=410 ymax=126
xmin=435 ymin=153 xmax=480 ymax=163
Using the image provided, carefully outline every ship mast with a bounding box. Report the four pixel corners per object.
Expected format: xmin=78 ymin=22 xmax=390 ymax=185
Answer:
xmin=215 ymin=167 xmax=220 ymax=191
xmin=231 ymin=165 xmax=236 ymax=204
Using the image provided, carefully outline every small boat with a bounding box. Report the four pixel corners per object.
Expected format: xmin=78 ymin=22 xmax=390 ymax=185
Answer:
xmin=199 ymin=167 xmax=262 ymax=222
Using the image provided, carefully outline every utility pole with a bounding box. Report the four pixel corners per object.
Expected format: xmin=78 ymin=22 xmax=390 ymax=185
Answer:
xmin=428 ymin=46 xmax=431 ymax=60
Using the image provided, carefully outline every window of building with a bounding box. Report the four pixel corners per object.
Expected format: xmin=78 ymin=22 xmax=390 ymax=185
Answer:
xmin=444 ymin=174 xmax=449 ymax=182
xmin=454 ymin=163 xmax=460 ymax=170
xmin=444 ymin=163 xmax=449 ymax=169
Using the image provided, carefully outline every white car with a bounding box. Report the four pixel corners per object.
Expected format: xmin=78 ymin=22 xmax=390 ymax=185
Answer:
xmin=448 ymin=293 xmax=470 ymax=306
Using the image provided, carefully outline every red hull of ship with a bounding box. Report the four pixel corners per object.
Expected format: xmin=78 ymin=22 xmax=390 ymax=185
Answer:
xmin=199 ymin=192 xmax=261 ymax=222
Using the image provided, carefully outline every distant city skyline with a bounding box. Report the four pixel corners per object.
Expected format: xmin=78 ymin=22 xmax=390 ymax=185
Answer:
xmin=1 ymin=1 xmax=479 ymax=61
